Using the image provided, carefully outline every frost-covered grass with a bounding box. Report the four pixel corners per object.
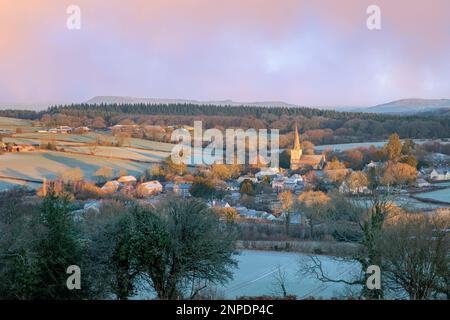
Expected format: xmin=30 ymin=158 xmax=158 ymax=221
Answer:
xmin=415 ymin=188 xmax=450 ymax=203
xmin=0 ymin=151 xmax=152 ymax=184
xmin=62 ymin=146 xmax=169 ymax=162
xmin=0 ymin=116 xmax=32 ymax=126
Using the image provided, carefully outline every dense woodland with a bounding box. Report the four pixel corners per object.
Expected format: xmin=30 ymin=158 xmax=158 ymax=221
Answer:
xmin=1 ymin=103 xmax=449 ymax=145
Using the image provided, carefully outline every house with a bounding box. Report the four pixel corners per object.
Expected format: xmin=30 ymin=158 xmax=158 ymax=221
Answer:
xmin=290 ymin=126 xmax=326 ymax=171
xmin=278 ymin=212 xmax=303 ymax=225
xmin=255 ymin=167 xmax=280 ymax=180
xmin=271 ymin=177 xmax=285 ymax=192
xmin=110 ymin=124 xmax=142 ymax=135
xmin=137 ymin=181 xmax=163 ymax=196
xmin=48 ymin=126 xmax=72 ymax=134
xmin=4 ymin=143 xmax=34 ymax=152
xmin=227 ymin=192 xmax=240 ymax=202
xmin=237 ymin=176 xmax=258 ymax=184
xmin=208 ymin=200 xmax=231 ymax=209
xmin=339 ymin=180 xmax=369 ymax=194
xmin=271 ymin=174 xmax=304 ymax=193
xmin=84 ymin=200 xmax=102 ymax=213
xmin=101 ymin=180 xmax=120 ymax=193
xmin=416 ymin=178 xmax=431 ymax=188
xmin=364 ymin=161 xmax=383 ymax=171
xmin=235 ymin=206 xmax=277 ymax=221
xmin=117 ymin=175 xmax=137 ymax=185
xmin=225 ymin=181 xmax=240 ymax=191
xmin=74 ymin=126 xmax=90 ymax=133
xmin=165 ymin=181 xmax=192 ymax=197
xmin=173 ymin=182 xmax=192 ymax=197
xmin=284 ymin=174 xmax=304 ymax=192
xmin=429 ymin=169 xmax=450 ymax=181
xmin=144 ymin=125 xmax=165 ymax=132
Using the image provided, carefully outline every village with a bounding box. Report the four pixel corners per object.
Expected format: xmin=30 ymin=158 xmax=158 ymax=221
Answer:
xmin=3 ymin=122 xmax=447 ymax=230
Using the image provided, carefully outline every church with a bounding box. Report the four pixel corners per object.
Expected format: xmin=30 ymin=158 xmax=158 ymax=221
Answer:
xmin=290 ymin=126 xmax=326 ymax=171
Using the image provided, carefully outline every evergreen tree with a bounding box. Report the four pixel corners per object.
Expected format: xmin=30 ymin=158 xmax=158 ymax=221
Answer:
xmin=33 ymin=192 xmax=83 ymax=299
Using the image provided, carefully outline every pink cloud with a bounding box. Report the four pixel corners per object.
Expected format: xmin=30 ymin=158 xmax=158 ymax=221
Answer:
xmin=0 ymin=0 xmax=449 ymax=106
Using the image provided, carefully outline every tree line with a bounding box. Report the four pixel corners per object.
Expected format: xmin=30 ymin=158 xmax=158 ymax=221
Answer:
xmin=1 ymin=103 xmax=449 ymax=143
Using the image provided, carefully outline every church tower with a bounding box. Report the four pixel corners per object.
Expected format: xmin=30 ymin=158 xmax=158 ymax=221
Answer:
xmin=290 ymin=126 xmax=303 ymax=170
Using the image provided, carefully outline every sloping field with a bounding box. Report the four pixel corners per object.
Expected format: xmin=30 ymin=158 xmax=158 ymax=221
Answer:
xmin=13 ymin=132 xmax=97 ymax=143
xmin=4 ymin=137 xmax=90 ymax=146
xmin=315 ymin=138 xmax=450 ymax=152
xmin=0 ymin=116 xmax=40 ymax=133
xmin=129 ymin=137 xmax=175 ymax=152
xmin=0 ymin=151 xmax=152 ymax=188
xmin=0 ymin=178 xmax=42 ymax=192
xmin=415 ymin=188 xmax=450 ymax=204
xmin=12 ymin=132 xmax=175 ymax=152
xmin=0 ymin=116 xmax=31 ymax=126
xmin=62 ymin=146 xmax=169 ymax=162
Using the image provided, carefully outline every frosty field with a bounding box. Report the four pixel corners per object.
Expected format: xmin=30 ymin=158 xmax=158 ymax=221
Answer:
xmin=0 ymin=151 xmax=154 ymax=189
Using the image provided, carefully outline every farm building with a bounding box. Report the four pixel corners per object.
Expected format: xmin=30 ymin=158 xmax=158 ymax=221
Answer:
xmin=101 ymin=180 xmax=120 ymax=193
xmin=137 ymin=181 xmax=163 ymax=197
xmin=118 ymin=175 xmax=137 ymax=185
xmin=48 ymin=126 xmax=72 ymax=134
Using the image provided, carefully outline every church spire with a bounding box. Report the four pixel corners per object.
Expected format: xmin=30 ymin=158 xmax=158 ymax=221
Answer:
xmin=294 ymin=125 xmax=301 ymax=150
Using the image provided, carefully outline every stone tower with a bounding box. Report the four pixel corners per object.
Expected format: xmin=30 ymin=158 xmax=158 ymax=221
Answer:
xmin=290 ymin=126 xmax=303 ymax=170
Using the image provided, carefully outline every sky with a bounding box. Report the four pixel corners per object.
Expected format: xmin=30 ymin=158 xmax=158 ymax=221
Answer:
xmin=0 ymin=0 xmax=449 ymax=108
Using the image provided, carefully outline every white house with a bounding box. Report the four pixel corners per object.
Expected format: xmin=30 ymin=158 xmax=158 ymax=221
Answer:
xmin=271 ymin=174 xmax=304 ymax=193
xmin=49 ymin=126 xmax=72 ymax=134
xmin=237 ymin=176 xmax=258 ymax=184
xmin=339 ymin=180 xmax=369 ymax=194
xmin=278 ymin=212 xmax=303 ymax=225
xmin=84 ymin=200 xmax=102 ymax=213
xmin=235 ymin=206 xmax=277 ymax=221
xmin=255 ymin=167 xmax=280 ymax=180
xmin=208 ymin=200 xmax=231 ymax=209
xmin=173 ymin=182 xmax=192 ymax=197
xmin=137 ymin=181 xmax=163 ymax=196
xmin=118 ymin=175 xmax=137 ymax=185
xmin=416 ymin=178 xmax=431 ymax=188
xmin=101 ymin=180 xmax=120 ymax=193
xmin=429 ymin=169 xmax=450 ymax=181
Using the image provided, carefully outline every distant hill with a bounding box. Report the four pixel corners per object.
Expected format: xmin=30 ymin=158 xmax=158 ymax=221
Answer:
xmin=86 ymin=96 xmax=300 ymax=108
xmin=364 ymin=99 xmax=450 ymax=114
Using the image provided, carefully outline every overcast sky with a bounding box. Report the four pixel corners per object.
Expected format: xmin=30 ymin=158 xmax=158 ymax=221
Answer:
xmin=0 ymin=0 xmax=449 ymax=108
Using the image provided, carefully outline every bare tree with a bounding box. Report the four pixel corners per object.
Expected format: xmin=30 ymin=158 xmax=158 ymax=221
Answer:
xmin=301 ymin=192 xmax=395 ymax=299
xmin=377 ymin=212 xmax=449 ymax=300
xmin=270 ymin=265 xmax=289 ymax=297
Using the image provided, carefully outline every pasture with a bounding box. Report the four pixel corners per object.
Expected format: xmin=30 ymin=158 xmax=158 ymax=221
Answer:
xmin=0 ymin=151 xmax=154 ymax=190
